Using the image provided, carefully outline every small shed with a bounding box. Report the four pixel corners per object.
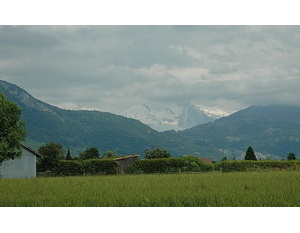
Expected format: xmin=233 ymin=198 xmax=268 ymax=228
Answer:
xmin=0 ymin=144 xmax=42 ymax=179
xmin=114 ymin=154 xmax=139 ymax=171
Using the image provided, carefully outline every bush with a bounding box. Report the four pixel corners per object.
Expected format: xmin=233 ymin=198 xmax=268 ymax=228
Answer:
xmin=181 ymin=156 xmax=213 ymax=172
xmin=79 ymin=147 xmax=100 ymax=160
xmin=145 ymin=147 xmax=171 ymax=159
xmin=56 ymin=160 xmax=84 ymax=176
xmin=126 ymin=158 xmax=187 ymax=174
xmin=83 ymin=159 xmax=120 ymax=175
xmin=214 ymin=160 xmax=300 ymax=172
xmin=37 ymin=142 xmax=66 ymax=172
xmin=55 ymin=159 xmax=120 ymax=176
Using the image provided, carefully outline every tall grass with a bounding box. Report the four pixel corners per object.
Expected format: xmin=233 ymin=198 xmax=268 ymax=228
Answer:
xmin=0 ymin=171 xmax=299 ymax=207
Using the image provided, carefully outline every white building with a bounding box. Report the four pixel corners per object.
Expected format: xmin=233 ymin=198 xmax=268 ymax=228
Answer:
xmin=0 ymin=144 xmax=41 ymax=179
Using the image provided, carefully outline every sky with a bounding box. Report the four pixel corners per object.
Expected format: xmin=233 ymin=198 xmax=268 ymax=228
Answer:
xmin=1 ymin=25 xmax=300 ymax=113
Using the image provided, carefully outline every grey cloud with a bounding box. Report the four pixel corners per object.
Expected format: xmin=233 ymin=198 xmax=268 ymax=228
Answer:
xmin=1 ymin=25 xmax=300 ymax=112
xmin=0 ymin=26 xmax=60 ymax=49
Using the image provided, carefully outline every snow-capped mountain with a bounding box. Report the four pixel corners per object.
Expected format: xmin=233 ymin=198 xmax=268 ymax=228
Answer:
xmin=119 ymin=104 xmax=181 ymax=131
xmin=191 ymin=103 xmax=235 ymax=119
xmin=119 ymin=103 xmax=236 ymax=131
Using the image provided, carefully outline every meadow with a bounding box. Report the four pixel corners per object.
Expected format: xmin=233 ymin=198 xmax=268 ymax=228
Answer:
xmin=0 ymin=171 xmax=299 ymax=207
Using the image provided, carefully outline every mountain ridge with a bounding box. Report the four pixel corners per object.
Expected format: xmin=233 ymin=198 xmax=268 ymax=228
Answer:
xmin=1 ymin=79 xmax=299 ymax=160
xmin=0 ymin=80 xmax=183 ymax=156
xmin=178 ymin=104 xmax=300 ymax=160
xmin=119 ymin=103 xmax=235 ymax=131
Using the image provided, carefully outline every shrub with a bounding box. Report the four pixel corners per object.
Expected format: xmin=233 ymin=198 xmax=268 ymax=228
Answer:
xmin=126 ymin=158 xmax=187 ymax=174
xmin=144 ymin=147 xmax=171 ymax=159
xmin=55 ymin=159 xmax=120 ymax=176
xmin=38 ymin=142 xmax=65 ymax=172
xmin=56 ymin=160 xmax=84 ymax=176
xmin=181 ymin=155 xmax=213 ymax=172
xmin=214 ymin=160 xmax=300 ymax=172
xmin=287 ymin=152 xmax=296 ymax=160
xmin=83 ymin=159 xmax=120 ymax=175
xmin=245 ymin=146 xmax=257 ymax=161
xmin=79 ymin=147 xmax=100 ymax=160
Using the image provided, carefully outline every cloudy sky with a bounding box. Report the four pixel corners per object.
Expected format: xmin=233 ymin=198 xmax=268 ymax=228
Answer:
xmin=1 ymin=25 xmax=300 ymax=112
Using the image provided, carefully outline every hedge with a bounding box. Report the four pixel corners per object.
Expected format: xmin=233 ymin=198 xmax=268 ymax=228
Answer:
xmin=55 ymin=159 xmax=120 ymax=176
xmin=83 ymin=159 xmax=120 ymax=175
xmin=125 ymin=158 xmax=188 ymax=174
xmin=181 ymin=156 xmax=213 ymax=172
xmin=53 ymin=159 xmax=300 ymax=176
xmin=214 ymin=160 xmax=300 ymax=172
xmin=55 ymin=160 xmax=84 ymax=176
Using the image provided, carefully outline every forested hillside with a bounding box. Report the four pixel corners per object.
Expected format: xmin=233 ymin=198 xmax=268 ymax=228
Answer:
xmin=178 ymin=105 xmax=300 ymax=159
xmin=1 ymin=80 xmax=299 ymax=160
xmin=0 ymin=80 xmax=184 ymax=156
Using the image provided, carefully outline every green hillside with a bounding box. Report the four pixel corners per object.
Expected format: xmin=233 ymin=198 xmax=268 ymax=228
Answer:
xmin=0 ymin=80 xmax=183 ymax=157
xmin=1 ymin=80 xmax=299 ymax=160
xmin=178 ymin=105 xmax=300 ymax=160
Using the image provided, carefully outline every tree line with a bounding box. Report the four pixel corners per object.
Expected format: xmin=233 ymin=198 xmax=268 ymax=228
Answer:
xmin=37 ymin=142 xmax=121 ymax=172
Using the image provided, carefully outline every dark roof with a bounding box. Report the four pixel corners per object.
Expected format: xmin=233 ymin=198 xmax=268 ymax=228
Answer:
xmin=114 ymin=154 xmax=139 ymax=161
xmin=22 ymin=144 xmax=42 ymax=157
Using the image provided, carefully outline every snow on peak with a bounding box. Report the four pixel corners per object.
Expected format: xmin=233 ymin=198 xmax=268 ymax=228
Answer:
xmin=191 ymin=102 xmax=236 ymax=119
xmin=119 ymin=103 xmax=237 ymax=131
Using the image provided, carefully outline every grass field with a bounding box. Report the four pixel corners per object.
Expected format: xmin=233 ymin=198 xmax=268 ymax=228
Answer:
xmin=0 ymin=171 xmax=299 ymax=207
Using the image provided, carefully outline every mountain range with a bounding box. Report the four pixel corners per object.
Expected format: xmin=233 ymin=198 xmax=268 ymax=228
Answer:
xmin=177 ymin=105 xmax=300 ymax=160
xmin=1 ymin=80 xmax=299 ymax=160
xmin=118 ymin=103 xmax=235 ymax=131
xmin=0 ymin=80 xmax=180 ymax=156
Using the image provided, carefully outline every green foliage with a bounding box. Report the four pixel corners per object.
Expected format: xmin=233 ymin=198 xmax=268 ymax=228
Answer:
xmin=245 ymin=146 xmax=257 ymax=161
xmin=37 ymin=142 xmax=65 ymax=172
xmin=126 ymin=158 xmax=187 ymax=174
xmin=56 ymin=160 xmax=84 ymax=176
xmin=287 ymin=152 xmax=296 ymax=160
xmin=102 ymin=150 xmax=117 ymax=159
xmin=0 ymin=93 xmax=27 ymax=164
xmin=79 ymin=147 xmax=100 ymax=160
xmin=221 ymin=156 xmax=228 ymax=162
xmin=181 ymin=155 xmax=213 ymax=172
xmin=189 ymin=162 xmax=200 ymax=172
xmin=214 ymin=160 xmax=300 ymax=172
xmin=55 ymin=159 xmax=120 ymax=176
xmin=83 ymin=159 xmax=120 ymax=175
xmin=145 ymin=147 xmax=171 ymax=159
xmin=66 ymin=148 xmax=72 ymax=160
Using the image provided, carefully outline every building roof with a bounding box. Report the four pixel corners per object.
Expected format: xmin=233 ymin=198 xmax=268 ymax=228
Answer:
xmin=22 ymin=144 xmax=42 ymax=157
xmin=114 ymin=154 xmax=139 ymax=161
xmin=199 ymin=158 xmax=213 ymax=164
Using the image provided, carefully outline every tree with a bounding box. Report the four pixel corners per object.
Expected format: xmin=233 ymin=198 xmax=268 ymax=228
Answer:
xmin=0 ymin=93 xmax=27 ymax=165
xmin=221 ymin=156 xmax=228 ymax=162
xmin=37 ymin=142 xmax=65 ymax=172
xmin=145 ymin=147 xmax=171 ymax=159
xmin=79 ymin=147 xmax=100 ymax=160
xmin=287 ymin=152 xmax=296 ymax=160
xmin=244 ymin=146 xmax=257 ymax=161
xmin=66 ymin=148 xmax=72 ymax=160
xmin=102 ymin=150 xmax=117 ymax=159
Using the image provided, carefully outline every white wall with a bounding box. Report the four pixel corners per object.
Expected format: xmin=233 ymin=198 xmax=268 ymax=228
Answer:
xmin=0 ymin=148 xmax=37 ymax=179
